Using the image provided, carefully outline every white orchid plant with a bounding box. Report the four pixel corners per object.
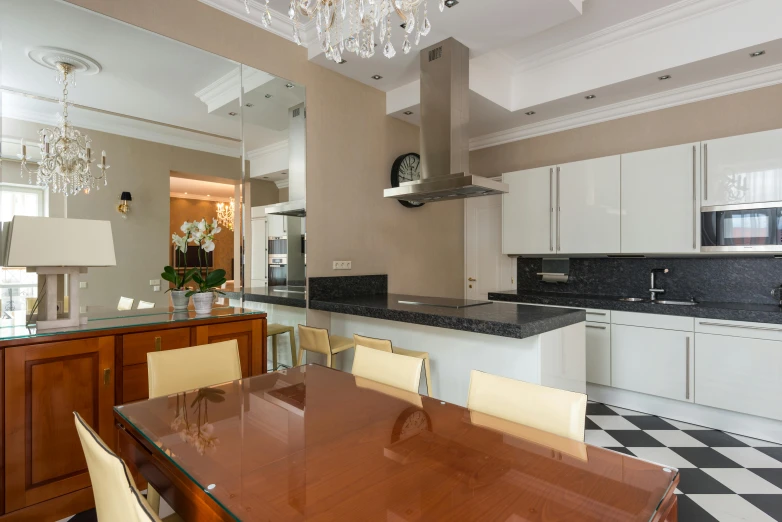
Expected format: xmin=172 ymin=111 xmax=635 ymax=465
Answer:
xmin=162 ymin=219 xmax=227 ymax=295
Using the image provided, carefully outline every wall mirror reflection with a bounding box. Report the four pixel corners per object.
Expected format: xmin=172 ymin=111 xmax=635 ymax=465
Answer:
xmin=0 ymin=0 xmax=306 ymax=357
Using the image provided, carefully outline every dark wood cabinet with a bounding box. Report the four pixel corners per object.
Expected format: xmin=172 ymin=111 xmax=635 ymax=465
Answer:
xmin=0 ymin=311 xmax=266 ymax=520
xmin=4 ymin=337 xmax=115 ymax=513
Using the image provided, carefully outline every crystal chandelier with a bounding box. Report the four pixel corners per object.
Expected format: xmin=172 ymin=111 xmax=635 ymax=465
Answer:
xmin=217 ymin=198 xmax=235 ymax=231
xmin=18 ymin=62 xmax=109 ymax=196
xmin=246 ymin=0 xmax=440 ymax=62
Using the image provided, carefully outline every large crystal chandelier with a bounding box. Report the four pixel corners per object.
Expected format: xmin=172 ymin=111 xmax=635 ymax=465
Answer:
xmin=217 ymin=198 xmax=235 ymax=231
xmin=18 ymin=62 xmax=109 ymax=196
xmin=247 ymin=0 xmax=439 ymax=62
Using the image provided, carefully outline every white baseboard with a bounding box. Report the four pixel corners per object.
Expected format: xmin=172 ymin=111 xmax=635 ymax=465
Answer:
xmin=588 ymin=383 xmax=782 ymax=445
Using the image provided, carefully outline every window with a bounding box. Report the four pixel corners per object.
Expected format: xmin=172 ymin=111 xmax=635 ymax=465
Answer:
xmin=0 ymin=184 xmax=46 ymax=317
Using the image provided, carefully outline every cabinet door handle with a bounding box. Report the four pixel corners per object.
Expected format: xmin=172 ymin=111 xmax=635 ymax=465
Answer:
xmin=685 ymin=337 xmax=690 ymax=400
xmin=154 ymin=336 xmax=162 ymax=351
xmin=585 ymin=324 xmax=606 ymax=330
xmin=692 ymin=145 xmax=697 ymax=250
xmin=586 ymin=311 xmax=607 ymax=316
xmin=703 ymin=143 xmax=708 ymax=201
xmin=103 ymin=368 xmax=111 ymax=386
xmin=699 ymin=321 xmax=782 ymax=333
xmin=556 ymin=166 xmax=561 ymax=252
xmin=549 ymin=168 xmax=554 ymax=252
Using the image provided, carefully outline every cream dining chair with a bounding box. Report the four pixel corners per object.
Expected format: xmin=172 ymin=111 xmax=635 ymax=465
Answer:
xmin=73 ymin=412 xmax=181 ymax=522
xmin=467 ymin=370 xmax=588 ymax=442
xmin=352 ymin=345 xmax=423 ymax=394
xmin=297 ymin=324 xmax=354 ymax=368
xmin=145 ymin=340 xmax=242 ymax=513
xmin=353 ymin=334 xmax=433 ymax=396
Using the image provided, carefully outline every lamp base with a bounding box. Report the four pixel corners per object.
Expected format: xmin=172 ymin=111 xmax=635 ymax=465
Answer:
xmin=31 ymin=267 xmax=87 ymax=330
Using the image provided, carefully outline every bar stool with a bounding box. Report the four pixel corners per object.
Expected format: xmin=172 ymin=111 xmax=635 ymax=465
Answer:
xmin=353 ymin=334 xmax=433 ymax=397
xmin=268 ymin=323 xmax=297 ymax=370
xmin=297 ymin=325 xmax=354 ymax=368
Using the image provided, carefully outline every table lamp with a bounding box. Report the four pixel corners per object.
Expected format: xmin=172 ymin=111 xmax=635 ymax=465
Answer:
xmin=1 ymin=216 xmax=116 ymax=329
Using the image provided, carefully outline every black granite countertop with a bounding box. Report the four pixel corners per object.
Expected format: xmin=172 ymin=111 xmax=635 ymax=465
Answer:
xmin=223 ymin=286 xmax=307 ymax=308
xmin=309 ymin=293 xmax=586 ymax=339
xmin=488 ymin=290 xmax=782 ymax=325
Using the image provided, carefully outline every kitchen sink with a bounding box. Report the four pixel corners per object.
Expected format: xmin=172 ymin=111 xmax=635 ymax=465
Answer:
xmin=620 ymin=297 xmax=645 ymax=302
xmin=653 ymin=300 xmax=697 ymax=306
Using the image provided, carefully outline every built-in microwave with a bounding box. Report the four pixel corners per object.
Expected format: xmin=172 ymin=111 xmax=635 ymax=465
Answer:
xmin=702 ymin=203 xmax=782 ymax=252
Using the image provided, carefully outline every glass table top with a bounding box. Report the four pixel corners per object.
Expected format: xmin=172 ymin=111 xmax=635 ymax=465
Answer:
xmin=115 ymin=365 xmax=678 ymax=521
xmin=0 ymin=307 xmax=264 ymax=342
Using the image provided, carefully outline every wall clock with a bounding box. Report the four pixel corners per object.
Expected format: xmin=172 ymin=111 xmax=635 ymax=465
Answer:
xmin=390 ymin=152 xmax=424 ymax=208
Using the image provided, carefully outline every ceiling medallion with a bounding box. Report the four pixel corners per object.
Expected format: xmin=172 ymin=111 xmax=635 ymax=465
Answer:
xmin=249 ymin=0 xmax=437 ymax=62
xmin=18 ymin=59 xmax=109 ymax=196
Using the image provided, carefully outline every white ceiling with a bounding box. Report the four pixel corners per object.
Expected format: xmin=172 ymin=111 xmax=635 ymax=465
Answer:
xmin=170 ymin=176 xmax=236 ymax=201
xmin=0 ymin=0 xmax=304 ymax=156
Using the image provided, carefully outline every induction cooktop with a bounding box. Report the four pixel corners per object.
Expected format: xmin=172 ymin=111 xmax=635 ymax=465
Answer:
xmin=397 ymin=297 xmax=492 ymax=309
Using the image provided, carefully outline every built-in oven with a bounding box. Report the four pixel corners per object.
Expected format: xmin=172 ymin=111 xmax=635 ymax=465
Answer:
xmin=702 ymin=203 xmax=782 ymax=252
xmin=268 ymin=254 xmax=288 ymax=286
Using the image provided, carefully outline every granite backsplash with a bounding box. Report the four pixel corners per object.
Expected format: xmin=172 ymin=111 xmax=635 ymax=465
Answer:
xmin=517 ymin=257 xmax=782 ymax=305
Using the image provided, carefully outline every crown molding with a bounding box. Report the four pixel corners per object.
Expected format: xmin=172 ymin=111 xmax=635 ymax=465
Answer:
xmin=470 ymin=63 xmax=782 ymax=151
xmin=4 ymin=107 xmax=242 ymax=157
xmin=247 ymin=139 xmax=288 ymax=160
xmin=199 ymin=0 xmax=317 ymax=47
xmin=274 ymin=179 xmax=290 ymax=189
xmin=513 ymin=0 xmax=747 ymax=73
xmin=195 ymin=66 xmax=275 ymax=113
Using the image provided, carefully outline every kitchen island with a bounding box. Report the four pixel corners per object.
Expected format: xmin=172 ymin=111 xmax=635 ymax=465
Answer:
xmin=309 ymin=277 xmax=586 ymax=406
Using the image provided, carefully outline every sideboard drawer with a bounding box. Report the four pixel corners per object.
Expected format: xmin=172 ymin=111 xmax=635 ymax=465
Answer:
xmin=122 ymin=328 xmax=191 ymax=366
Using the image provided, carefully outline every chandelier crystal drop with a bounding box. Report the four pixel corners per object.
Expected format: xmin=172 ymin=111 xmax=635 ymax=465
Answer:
xmin=280 ymin=0 xmax=432 ymax=62
xmin=217 ymin=198 xmax=235 ymax=231
xmin=18 ymin=62 xmax=109 ymax=197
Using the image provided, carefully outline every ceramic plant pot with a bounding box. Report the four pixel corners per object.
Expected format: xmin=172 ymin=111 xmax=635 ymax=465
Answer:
xmin=170 ymin=290 xmax=190 ymax=310
xmin=192 ymin=292 xmax=214 ymax=315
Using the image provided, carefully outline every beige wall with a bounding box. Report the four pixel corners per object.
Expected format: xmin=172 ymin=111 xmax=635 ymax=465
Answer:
xmin=2 ymin=117 xmax=241 ymax=309
xmin=249 ymin=179 xmax=280 ymax=207
xmin=66 ymin=0 xmax=465 ymax=298
xmin=279 ymin=187 xmax=289 ymax=203
xmin=470 ymin=83 xmax=782 ymax=176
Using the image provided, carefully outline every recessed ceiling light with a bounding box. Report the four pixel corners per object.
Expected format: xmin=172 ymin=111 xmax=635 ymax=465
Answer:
xmin=585 ymin=94 xmax=596 ymax=100
xmin=658 ymin=75 xmax=671 ymax=81
xmin=184 ymin=192 xmax=188 ymax=195
xmin=525 ymin=111 xmax=536 ymax=116
xmin=337 ymin=58 xmax=347 ymax=64
xmin=228 ymin=111 xmax=238 ymax=116
xmin=265 ymin=94 xmax=272 ymax=98
xmin=444 ymin=0 xmax=458 ymax=6
xmin=750 ymin=50 xmax=766 ymax=57
xmin=371 ymin=74 xmax=383 ymax=80
xmin=285 ymin=83 xmax=294 ymax=88
xmin=263 ymin=176 xmax=269 ymax=179
xmin=282 ymin=172 xmax=287 ymax=175
xmin=207 ymin=194 xmax=211 ymax=197
xmin=245 ymin=103 xmax=254 ymax=107
xmin=404 ymin=111 xmax=413 ymax=115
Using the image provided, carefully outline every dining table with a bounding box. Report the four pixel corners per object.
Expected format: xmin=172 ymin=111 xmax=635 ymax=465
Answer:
xmin=114 ymin=364 xmax=679 ymax=521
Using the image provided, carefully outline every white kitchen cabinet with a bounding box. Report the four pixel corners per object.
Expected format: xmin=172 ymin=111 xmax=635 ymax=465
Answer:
xmin=702 ymin=128 xmax=782 ymax=206
xmin=557 ymin=156 xmax=621 ymax=254
xmin=502 ymin=167 xmax=555 ymax=255
xmin=585 ymin=322 xmax=610 ymax=386
xmin=611 ymin=324 xmax=693 ymax=402
xmin=621 ymin=144 xmax=700 ymax=254
xmin=268 ymin=214 xmax=286 ymax=238
xmin=695 ymin=332 xmax=782 ymax=421
xmin=251 ymin=217 xmax=267 ymax=287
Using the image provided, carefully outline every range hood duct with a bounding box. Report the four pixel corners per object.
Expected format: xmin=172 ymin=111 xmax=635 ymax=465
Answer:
xmin=267 ymin=102 xmax=307 ymax=217
xmin=384 ymin=38 xmax=508 ymax=203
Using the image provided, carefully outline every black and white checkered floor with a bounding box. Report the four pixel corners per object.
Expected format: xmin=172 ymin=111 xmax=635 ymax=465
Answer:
xmin=586 ymin=401 xmax=782 ymax=521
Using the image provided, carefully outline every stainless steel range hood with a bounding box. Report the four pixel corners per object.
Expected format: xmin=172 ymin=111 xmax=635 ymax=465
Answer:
xmin=267 ymin=102 xmax=307 ymax=217
xmin=384 ymin=38 xmax=508 ymax=203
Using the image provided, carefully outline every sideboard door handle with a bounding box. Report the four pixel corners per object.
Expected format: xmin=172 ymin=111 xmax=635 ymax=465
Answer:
xmin=155 ymin=336 xmax=162 ymax=351
xmin=103 ymin=368 xmax=111 ymax=385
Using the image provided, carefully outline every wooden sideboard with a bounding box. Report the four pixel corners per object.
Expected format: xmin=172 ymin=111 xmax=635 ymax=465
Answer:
xmin=0 ymin=309 xmax=267 ymax=521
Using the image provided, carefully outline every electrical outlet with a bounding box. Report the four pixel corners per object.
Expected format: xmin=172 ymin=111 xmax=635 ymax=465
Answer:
xmin=150 ymin=279 xmax=161 ymax=286
xmin=333 ymin=261 xmax=352 ymax=270
xmin=153 ymin=285 xmax=161 ymax=292
xmin=80 ymin=305 xmax=88 ymax=314
xmin=79 ymin=281 xmax=88 ymax=289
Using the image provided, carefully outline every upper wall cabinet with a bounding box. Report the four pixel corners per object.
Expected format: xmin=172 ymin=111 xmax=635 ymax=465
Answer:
xmin=622 ymin=144 xmax=700 ymax=254
xmin=502 ymin=167 xmax=555 ymax=255
xmin=558 ymin=156 xmax=621 ymax=254
xmin=702 ymin=129 xmax=782 ymax=207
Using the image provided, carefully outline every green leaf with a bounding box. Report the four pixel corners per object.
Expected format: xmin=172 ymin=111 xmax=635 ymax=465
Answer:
xmin=185 ymin=290 xmax=197 ymax=297
xmin=163 ymin=266 xmax=176 ymax=275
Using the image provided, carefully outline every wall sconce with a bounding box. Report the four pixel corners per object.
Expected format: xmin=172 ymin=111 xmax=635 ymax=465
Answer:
xmin=117 ymin=192 xmax=132 ymax=218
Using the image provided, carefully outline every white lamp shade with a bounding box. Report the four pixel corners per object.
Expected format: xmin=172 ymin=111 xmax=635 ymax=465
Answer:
xmin=3 ymin=216 xmax=116 ymax=267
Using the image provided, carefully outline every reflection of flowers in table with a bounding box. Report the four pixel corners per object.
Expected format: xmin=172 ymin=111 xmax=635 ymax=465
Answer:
xmin=170 ymin=387 xmax=225 ymax=455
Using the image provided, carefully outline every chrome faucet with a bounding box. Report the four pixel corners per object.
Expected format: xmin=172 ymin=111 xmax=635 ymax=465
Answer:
xmin=650 ymin=268 xmax=669 ymax=301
